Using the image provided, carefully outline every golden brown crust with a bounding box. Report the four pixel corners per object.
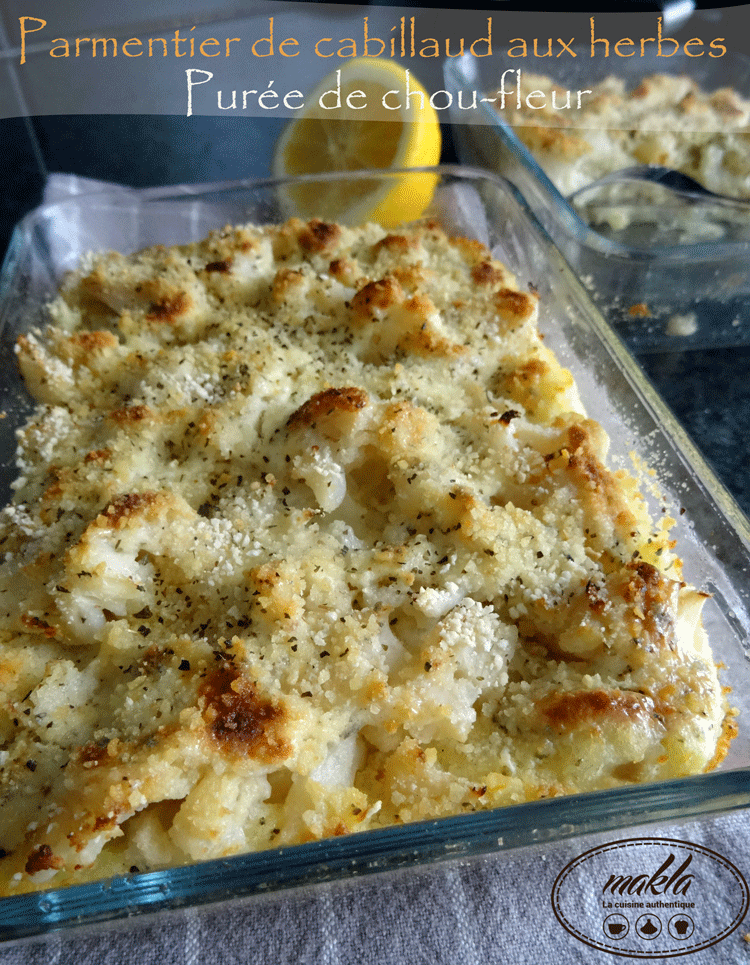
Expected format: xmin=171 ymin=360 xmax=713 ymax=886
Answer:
xmin=286 ymin=387 xmax=369 ymax=432
xmin=199 ymin=663 xmax=290 ymax=763
xmin=491 ymin=71 xmax=750 ymax=199
xmin=298 ymin=219 xmax=342 ymax=255
xmin=0 ymin=216 xmax=729 ymax=896
xmin=350 ymin=276 xmax=404 ymax=320
xmin=25 ymin=845 xmax=64 ymax=876
xmin=539 ymin=689 xmax=652 ymax=733
xmin=97 ymin=491 xmax=160 ymax=527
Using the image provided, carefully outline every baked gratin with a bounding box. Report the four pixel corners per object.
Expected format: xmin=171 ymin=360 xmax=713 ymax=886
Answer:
xmin=493 ymin=71 xmax=750 ymax=198
xmin=0 ymin=217 xmax=734 ymax=894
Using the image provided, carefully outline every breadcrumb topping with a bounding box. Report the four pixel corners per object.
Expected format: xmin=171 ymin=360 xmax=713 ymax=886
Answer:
xmin=492 ymin=72 xmax=750 ymax=199
xmin=0 ymin=217 xmax=732 ymax=894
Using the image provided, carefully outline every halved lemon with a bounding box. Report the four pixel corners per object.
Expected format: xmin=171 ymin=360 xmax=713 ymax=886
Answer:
xmin=273 ymin=58 xmax=442 ymax=228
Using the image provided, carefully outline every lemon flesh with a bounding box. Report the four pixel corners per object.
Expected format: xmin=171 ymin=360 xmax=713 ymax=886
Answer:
xmin=273 ymin=59 xmax=442 ymax=227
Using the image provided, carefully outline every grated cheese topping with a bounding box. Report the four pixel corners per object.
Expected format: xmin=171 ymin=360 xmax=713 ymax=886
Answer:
xmin=0 ymin=217 xmax=734 ymax=894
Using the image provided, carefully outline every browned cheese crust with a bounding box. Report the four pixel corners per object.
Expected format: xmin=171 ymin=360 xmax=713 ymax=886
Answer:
xmin=491 ymin=72 xmax=750 ymax=199
xmin=0 ymin=217 xmax=733 ymax=894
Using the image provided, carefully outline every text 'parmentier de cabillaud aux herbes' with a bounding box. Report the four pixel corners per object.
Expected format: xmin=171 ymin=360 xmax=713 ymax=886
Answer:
xmin=17 ymin=15 xmax=727 ymax=117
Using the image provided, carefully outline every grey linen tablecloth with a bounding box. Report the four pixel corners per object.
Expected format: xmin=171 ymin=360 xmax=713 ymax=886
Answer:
xmin=1 ymin=175 xmax=748 ymax=964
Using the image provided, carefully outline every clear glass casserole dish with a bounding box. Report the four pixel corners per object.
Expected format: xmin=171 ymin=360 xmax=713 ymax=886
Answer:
xmin=0 ymin=166 xmax=749 ymax=946
xmin=444 ymin=54 xmax=750 ymax=353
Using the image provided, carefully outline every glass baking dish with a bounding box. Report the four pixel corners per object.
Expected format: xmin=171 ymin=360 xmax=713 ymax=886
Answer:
xmin=444 ymin=53 xmax=750 ymax=353
xmin=1 ymin=166 xmax=749 ymax=946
